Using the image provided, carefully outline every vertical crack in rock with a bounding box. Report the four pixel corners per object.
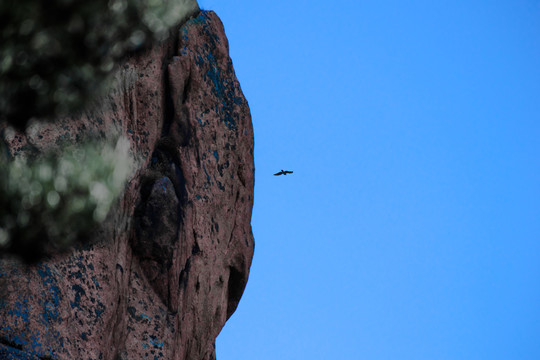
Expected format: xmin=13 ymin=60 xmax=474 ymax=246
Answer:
xmin=0 ymin=10 xmax=254 ymax=360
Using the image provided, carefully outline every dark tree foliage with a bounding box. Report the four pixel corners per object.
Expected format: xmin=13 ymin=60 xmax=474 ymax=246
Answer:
xmin=0 ymin=137 xmax=133 ymax=263
xmin=0 ymin=0 xmax=199 ymax=130
xmin=0 ymin=0 xmax=198 ymax=262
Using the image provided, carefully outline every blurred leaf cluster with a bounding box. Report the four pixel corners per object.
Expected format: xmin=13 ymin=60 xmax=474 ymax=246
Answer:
xmin=0 ymin=0 xmax=199 ymax=130
xmin=0 ymin=137 xmax=133 ymax=263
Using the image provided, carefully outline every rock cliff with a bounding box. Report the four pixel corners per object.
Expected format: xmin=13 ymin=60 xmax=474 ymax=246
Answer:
xmin=0 ymin=10 xmax=254 ymax=360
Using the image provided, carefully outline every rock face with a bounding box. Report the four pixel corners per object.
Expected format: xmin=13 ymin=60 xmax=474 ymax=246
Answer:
xmin=0 ymin=10 xmax=254 ymax=360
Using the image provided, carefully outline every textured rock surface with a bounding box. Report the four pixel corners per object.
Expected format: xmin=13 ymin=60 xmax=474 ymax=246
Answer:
xmin=0 ymin=10 xmax=254 ymax=360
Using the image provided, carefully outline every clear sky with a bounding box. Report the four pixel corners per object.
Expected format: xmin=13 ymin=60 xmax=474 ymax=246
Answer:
xmin=198 ymin=1 xmax=540 ymax=359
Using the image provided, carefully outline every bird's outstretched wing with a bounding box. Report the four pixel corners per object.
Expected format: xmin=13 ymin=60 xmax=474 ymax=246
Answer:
xmin=274 ymin=170 xmax=293 ymax=176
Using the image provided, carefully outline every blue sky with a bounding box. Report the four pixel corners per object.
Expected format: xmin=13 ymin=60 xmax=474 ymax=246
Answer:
xmin=198 ymin=1 xmax=540 ymax=359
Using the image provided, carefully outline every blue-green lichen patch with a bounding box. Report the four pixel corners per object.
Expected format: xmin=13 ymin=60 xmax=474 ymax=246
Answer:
xmin=6 ymin=300 xmax=29 ymax=332
xmin=180 ymin=11 xmax=245 ymax=132
xmin=203 ymin=51 xmax=241 ymax=131
xmin=69 ymin=285 xmax=85 ymax=310
xmin=127 ymin=307 xmax=151 ymax=324
xmin=0 ymin=264 xmax=64 ymax=358
xmin=186 ymin=13 xmax=208 ymax=26
xmin=62 ymin=257 xmax=107 ymax=317
xmin=0 ymin=326 xmax=28 ymax=350
xmin=126 ymin=305 xmax=168 ymax=358
xmin=149 ymin=336 xmax=163 ymax=349
xmin=37 ymin=265 xmax=62 ymax=324
xmin=141 ymin=333 xmax=166 ymax=359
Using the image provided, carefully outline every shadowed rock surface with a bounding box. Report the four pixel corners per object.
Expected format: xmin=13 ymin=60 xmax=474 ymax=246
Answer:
xmin=0 ymin=10 xmax=254 ymax=360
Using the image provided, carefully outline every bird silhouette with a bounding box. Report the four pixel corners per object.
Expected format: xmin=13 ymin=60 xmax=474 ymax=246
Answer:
xmin=274 ymin=170 xmax=293 ymax=176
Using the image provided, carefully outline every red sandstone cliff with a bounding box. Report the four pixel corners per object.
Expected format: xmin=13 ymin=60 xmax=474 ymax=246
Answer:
xmin=0 ymin=10 xmax=254 ymax=360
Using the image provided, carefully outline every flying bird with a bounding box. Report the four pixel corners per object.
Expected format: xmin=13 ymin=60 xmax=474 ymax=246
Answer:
xmin=274 ymin=170 xmax=293 ymax=176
